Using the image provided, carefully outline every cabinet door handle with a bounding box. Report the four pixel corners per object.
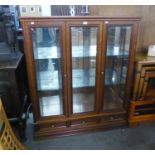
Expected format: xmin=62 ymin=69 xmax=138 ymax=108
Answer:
xmin=51 ymin=125 xmax=55 ymax=128
xmin=64 ymin=74 xmax=67 ymax=78
xmin=82 ymin=121 xmax=85 ymax=124
xmin=30 ymin=22 xmax=34 ymax=25
xmin=101 ymin=72 xmax=104 ymax=75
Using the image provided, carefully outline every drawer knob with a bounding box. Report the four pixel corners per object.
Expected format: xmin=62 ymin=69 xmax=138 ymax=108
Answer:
xmin=110 ymin=117 xmax=114 ymax=120
xmin=82 ymin=121 xmax=85 ymax=124
xmin=51 ymin=125 xmax=55 ymax=128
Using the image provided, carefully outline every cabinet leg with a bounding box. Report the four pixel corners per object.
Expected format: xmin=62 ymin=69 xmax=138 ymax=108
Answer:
xmin=129 ymin=122 xmax=139 ymax=128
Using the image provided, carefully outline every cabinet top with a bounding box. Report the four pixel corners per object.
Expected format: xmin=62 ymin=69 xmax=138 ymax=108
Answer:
xmin=0 ymin=52 xmax=23 ymax=70
xmin=20 ymin=16 xmax=141 ymax=22
xmin=136 ymin=52 xmax=155 ymax=64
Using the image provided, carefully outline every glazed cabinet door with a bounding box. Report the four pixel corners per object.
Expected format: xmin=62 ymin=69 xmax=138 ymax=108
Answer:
xmin=101 ymin=21 xmax=138 ymax=111
xmin=66 ymin=21 xmax=103 ymax=115
xmin=22 ymin=21 xmax=67 ymax=120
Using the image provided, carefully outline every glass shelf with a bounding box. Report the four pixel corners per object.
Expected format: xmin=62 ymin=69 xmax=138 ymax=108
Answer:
xmin=34 ymin=46 xmax=129 ymax=61
xmin=34 ymin=46 xmax=61 ymax=60
xmin=34 ymin=45 xmax=97 ymax=60
xmin=36 ymin=70 xmax=60 ymax=90
xmin=106 ymin=49 xmax=129 ymax=57
xmin=36 ymin=69 xmax=96 ymax=91
xmin=72 ymin=45 xmax=97 ymax=58
xmin=36 ymin=68 xmax=127 ymax=91
xmin=72 ymin=69 xmax=96 ymax=88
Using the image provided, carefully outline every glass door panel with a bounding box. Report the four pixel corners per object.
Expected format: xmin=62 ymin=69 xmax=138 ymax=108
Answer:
xmin=71 ymin=27 xmax=98 ymax=114
xmin=103 ymin=26 xmax=132 ymax=110
xmin=31 ymin=27 xmax=63 ymax=116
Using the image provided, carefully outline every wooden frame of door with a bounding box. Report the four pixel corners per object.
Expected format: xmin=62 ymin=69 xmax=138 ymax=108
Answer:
xmin=21 ymin=20 xmax=68 ymax=121
xmin=99 ymin=20 xmax=139 ymax=112
xmin=65 ymin=20 xmax=103 ymax=117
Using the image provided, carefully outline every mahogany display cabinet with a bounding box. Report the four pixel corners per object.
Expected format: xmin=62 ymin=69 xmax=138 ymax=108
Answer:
xmin=20 ymin=17 xmax=140 ymax=138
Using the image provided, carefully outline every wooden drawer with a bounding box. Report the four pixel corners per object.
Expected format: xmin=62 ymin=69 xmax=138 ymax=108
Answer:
xmin=100 ymin=115 xmax=125 ymax=122
xmin=71 ymin=118 xmax=98 ymax=127
xmin=36 ymin=122 xmax=67 ymax=131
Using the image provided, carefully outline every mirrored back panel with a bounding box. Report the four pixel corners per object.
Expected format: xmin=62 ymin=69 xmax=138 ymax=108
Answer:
xmin=103 ymin=26 xmax=132 ymax=110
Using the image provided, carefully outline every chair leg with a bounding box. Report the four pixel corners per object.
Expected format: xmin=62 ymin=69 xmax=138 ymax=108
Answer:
xmin=18 ymin=118 xmax=26 ymax=142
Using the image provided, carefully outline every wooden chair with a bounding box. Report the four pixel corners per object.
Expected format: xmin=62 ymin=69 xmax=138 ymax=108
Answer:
xmin=0 ymin=98 xmax=26 ymax=150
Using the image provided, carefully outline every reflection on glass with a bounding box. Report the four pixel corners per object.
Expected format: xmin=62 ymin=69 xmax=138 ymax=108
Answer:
xmin=32 ymin=27 xmax=63 ymax=116
xmin=148 ymin=78 xmax=155 ymax=90
xmin=103 ymin=26 xmax=132 ymax=110
xmin=71 ymin=27 xmax=98 ymax=113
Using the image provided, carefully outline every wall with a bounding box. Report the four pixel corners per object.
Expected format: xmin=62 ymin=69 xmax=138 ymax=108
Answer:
xmin=19 ymin=5 xmax=155 ymax=53
xmin=19 ymin=5 xmax=42 ymax=17
xmin=89 ymin=5 xmax=155 ymax=53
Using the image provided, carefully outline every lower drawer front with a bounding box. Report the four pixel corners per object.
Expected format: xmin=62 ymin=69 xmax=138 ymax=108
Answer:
xmin=36 ymin=114 xmax=126 ymax=132
xmin=100 ymin=115 xmax=126 ymax=122
xmin=71 ymin=118 xmax=98 ymax=127
xmin=36 ymin=122 xmax=67 ymax=131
